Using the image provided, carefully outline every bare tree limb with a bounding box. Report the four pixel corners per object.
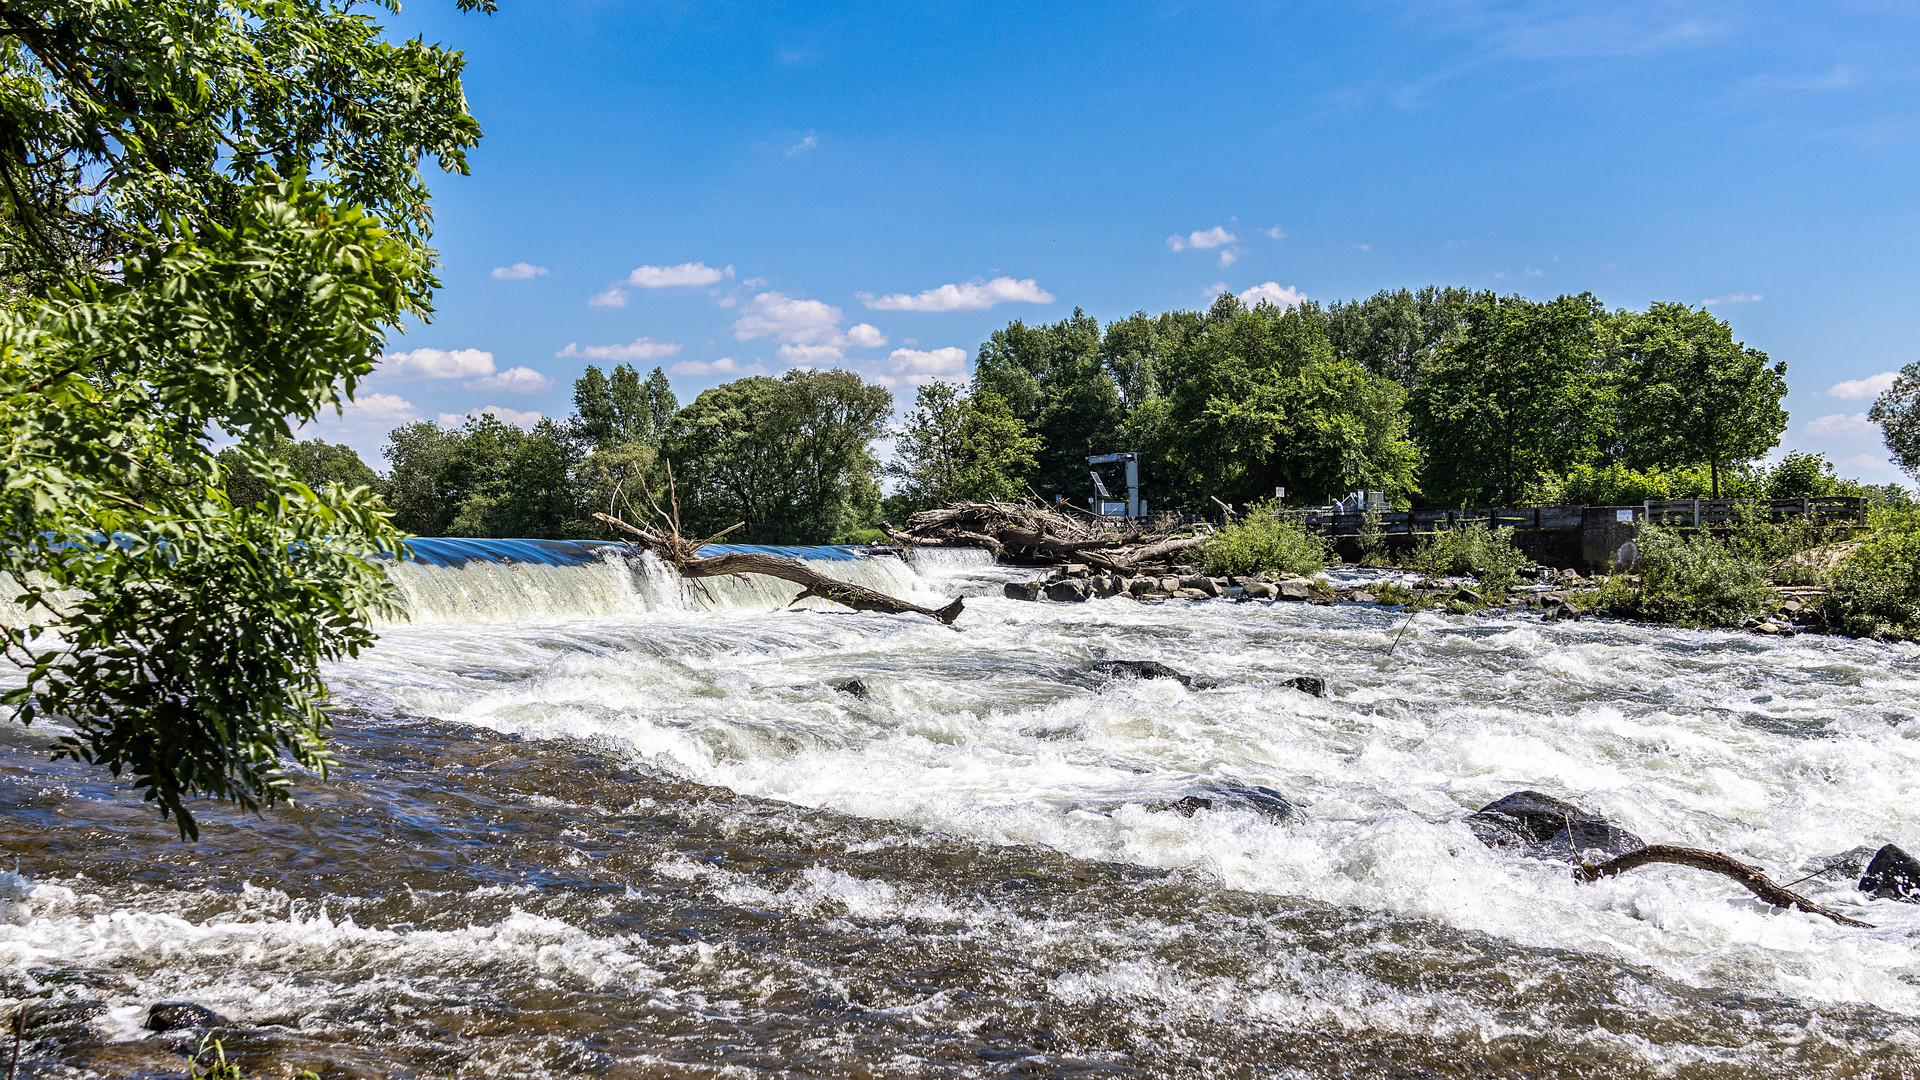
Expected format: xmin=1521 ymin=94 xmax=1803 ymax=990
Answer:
xmin=1575 ymin=844 xmax=1873 ymax=928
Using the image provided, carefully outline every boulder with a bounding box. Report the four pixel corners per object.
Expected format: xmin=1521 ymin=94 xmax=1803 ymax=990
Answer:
xmin=1547 ymin=603 xmax=1581 ymax=622
xmin=1095 ymin=660 xmax=1190 ymax=684
xmin=1350 ymin=591 xmax=1377 ymax=604
xmin=1242 ymin=582 xmax=1278 ymax=600
xmin=1169 ymin=783 xmax=1297 ymax=823
xmin=830 ymin=678 xmax=869 ymax=699
xmin=1044 ymin=580 xmax=1090 ymax=602
xmin=1466 ymin=790 xmax=1645 ymax=862
xmin=1281 ymin=676 xmax=1327 ymax=697
xmin=1276 ymin=579 xmax=1312 ymax=601
xmin=1088 ymin=574 xmax=1123 ymax=598
xmin=1060 ymin=563 xmax=1089 ymax=578
xmin=1127 ymin=577 xmax=1157 ymax=596
xmin=1453 ymin=588 xmax=1483 ymax=605
xmin=1157 ymin=576 xmax=1182 ymax=594
xmin=145 ymin=1001 xmax=224 ymax=1033
xmin=1172 ymin=588 xmax=1212 ymax=600
xmin=1859 ymin=843 xmax=1920 ymax=902
xmin=1178 ymin=575 xmax=1220 ymax=597
xmin=1002 ymin=581 xmax=1044 ymax=602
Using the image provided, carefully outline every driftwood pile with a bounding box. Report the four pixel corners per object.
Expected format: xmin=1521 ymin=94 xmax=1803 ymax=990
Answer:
xmin=881 ymin=501 xmax=1204 ymax=572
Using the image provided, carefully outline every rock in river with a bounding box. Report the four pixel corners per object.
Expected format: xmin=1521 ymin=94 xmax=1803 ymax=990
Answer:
xmin=146 ymin=1001 xmax=224 ymax=1032
xmin=1168 ymin=783 xmax=1298 ymax=824
xmin=1466 ymin=790 xmax=1645 ymax=862
xmin=1859 ymin=843 xmax=1920 ymax=902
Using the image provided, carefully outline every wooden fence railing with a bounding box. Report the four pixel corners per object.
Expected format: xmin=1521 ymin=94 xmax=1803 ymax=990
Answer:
xmin=1281 ymin=505 xmax=1587 ymax=536
xmin=1642 ymin=497 xmax=1867 ymax=526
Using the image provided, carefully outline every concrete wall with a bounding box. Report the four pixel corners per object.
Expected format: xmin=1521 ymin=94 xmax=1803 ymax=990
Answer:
xmin=1580 ymin=506 xmax=1644 ymax=571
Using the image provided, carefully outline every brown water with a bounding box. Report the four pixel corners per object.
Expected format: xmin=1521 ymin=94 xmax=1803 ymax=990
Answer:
xmin=3 ymin=550 xmax=1918 ymax=1077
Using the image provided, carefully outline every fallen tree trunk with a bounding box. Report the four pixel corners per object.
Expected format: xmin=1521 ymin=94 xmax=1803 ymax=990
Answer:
xmin=1575 ymin=844 xmax=1872 ymax=928
xmin=1111 ymin=534 xmax=1208 ymax=568
xmin=594 ymin=512 xmax=964 ymax=625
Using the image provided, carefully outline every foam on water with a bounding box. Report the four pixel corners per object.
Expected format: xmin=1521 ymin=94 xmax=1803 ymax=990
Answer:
xmin=329 ymin=553 xmax=1920 ymax=1017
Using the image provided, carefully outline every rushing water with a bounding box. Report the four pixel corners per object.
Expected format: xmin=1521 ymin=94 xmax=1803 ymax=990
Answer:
xmin=3 ymin=543 xmax=1919 ymax=1078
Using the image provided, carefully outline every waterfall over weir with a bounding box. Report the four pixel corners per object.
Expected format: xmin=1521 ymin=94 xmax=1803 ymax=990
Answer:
xmin=383 ymin=537 xmax=991 ymax=624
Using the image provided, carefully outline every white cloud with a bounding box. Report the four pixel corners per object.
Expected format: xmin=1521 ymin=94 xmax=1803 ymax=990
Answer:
xmin=787 ymin=134 xmax=819 ymax=156
xmin=1702 ymin=293 xmax=1761 ymax=306
xmin=1238 ymin=282 xmax=1309 ymax=310
xmin=438 ymin=405 xmax=543 ymax=429
xmin=1804 ymin=412 xmax=1878 ymax=440
xmin=1265 ymin=226 xmax=1287 ymax=240
xmin=1828 ymin=371 xmax=1899 ymax=400
xmin=870 ymin=346 xmax=970 ymax=388
xmin=555 ymin=338 xmax=683 ymax=362
xmin=629 ymin=262 xmax=730 ymax=288
xmin=843 ymin=323 xmax=887 ymax=348
xmin=465 ymin=366 xmax=554 ymax=395
xmin=670 ymin=356 xmax=765 ymax=377
xmin=338 ymin=392 xmax=420 ymax=422
xmin=380 ymin=347 xmax=496 ymax=380
xmin=860 ymin=276 xmax=1055 ymax=312
xmin=1167 ymin=226 xmax=1237 ymax=251
xmin=1357 ymin=243 xmax=1372 ymax=252
xmin=733 ymin=291 xmax=845 ymax=344
xmin=1840 ymin=453 xmax=1893 ymax=475
xmin=1217 ymin=249 xmax=1239 ymax=268
xmin=779 ymin=343 xmax=846 ymax=366
xmin=589 ymin=287 xmax=629 ymax=308
xmin=491 ymin=262 xmax=549 ymax=280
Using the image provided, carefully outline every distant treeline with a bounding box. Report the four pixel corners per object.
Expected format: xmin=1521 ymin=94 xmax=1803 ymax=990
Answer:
xmin=229 ymin=288 xmax=1908 ymax=544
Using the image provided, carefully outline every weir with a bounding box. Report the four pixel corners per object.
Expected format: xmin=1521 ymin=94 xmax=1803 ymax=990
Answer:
xmin=384 ymin=537 xmax=967 ymax=624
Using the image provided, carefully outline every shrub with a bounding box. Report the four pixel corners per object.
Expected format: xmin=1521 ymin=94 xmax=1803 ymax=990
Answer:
xmin=1404 ymin=522 xmax=1527 ymax=594
xmin=1825 ymin=506 xmax=1920 ymax=639
xmin=1203 ymin=501 xmax=1331 ymax=577
xmin=1604 ymin=523 xmax=1773 ymax=627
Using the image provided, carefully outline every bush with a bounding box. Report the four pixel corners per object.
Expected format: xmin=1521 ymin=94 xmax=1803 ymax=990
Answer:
xmin=1203 ymin=501 xmax=1331 ymax=577
xmin=1404 ymin=522 xmax=1527 ymax=594
xmin=1602 ymin=524 xmax=1773 ymax=627
xmin=1825 ymin=506 xmax=1920 ymax=639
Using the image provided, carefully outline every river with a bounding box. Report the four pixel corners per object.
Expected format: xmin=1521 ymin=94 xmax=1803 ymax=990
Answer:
xmin=2 ymin=544 xmax=1917 ymax=1077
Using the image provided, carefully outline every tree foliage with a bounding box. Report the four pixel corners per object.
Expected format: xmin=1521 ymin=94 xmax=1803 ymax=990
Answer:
xmin=884 ymin=381 xmax=1039 ymax=513
xmin=666 ymin=369 xmax=891 ymax=543
xmin=1613 ymin=302 xmax=1787 ymax=497
xmin=1870 ymin=360 xmax=1920 ymax=482
xmin=0 ymin=1 xmax=482 ymax=836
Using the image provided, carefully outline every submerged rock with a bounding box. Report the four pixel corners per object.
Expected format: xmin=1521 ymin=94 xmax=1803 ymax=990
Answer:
xmin=1466 ymin=790 xmax=1645 ymax=862
xmin=1860 ymin=844 xmax=1920 ymax=902
xmin=1281 ymin=676 xmax=1327 ymax=697
xmin=830 ymin=678 xmax=870 ymax=699
xmin=146 ymin=1001 xmax=223 ymax=1032
xmin=1168 ymin=783 xmax=1297 ymax=823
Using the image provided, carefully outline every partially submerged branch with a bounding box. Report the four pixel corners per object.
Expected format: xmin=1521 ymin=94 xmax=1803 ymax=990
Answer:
xmin=1575 ymin=844 xmax=1873 ymax=928
xmin=593 ymin=511 xmax=964 ymax=625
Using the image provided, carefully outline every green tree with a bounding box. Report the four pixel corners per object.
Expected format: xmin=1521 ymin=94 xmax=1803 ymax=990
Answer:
xmin=1322 ymin=286 xmax=1480 ymax=390
xmin=885 ymin=382 xmax=1040 ymax=512
xmin=667 ymin=369 xmax=891 ymax=543
xmin=218 ymin=436 xmax=379 ymax=506
xmin=384 ymin=414 xmax=582 ymax=539
xmin=1614 ymin=302 xmax=1787 ymax=497
xmin=572 ymin=364 xmax=617 ymax=448
xmin=0 ymin=1 xmax=487 ymax=836
xmin=1129 ymin=294 xmax=1420 ymax=507
xmin=1412 ymin=293 xmax=1613 ymax=506
xmin=570 ymin=362 xmax=678 ymax=450
xmin=1869 ymin=360 xmax=1920 ymax=482
xmin=973 ymin=308 xmax=1126 ymax=500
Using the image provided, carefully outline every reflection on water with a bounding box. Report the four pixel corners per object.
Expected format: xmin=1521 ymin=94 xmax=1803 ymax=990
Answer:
xmin=3 ymin=546 xmax=1919 ymax=1077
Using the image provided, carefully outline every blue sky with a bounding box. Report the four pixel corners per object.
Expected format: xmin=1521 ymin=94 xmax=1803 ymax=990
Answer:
xmin=315 ymin=0 xmax=1920 ymax=484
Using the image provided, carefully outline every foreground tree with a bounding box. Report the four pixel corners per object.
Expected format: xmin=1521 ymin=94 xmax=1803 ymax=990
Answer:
xmin=885 ymin=382 xmax=1039 ymax=513
xmin=1614 ymin=303 xmax=1787 ymax=497
xmin=0 ymin=1 xmax=486 ymax=836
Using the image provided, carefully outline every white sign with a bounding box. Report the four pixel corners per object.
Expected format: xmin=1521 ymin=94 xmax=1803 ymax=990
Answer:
xmin=1617 ymin=509 xmax=1634 ymax=523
